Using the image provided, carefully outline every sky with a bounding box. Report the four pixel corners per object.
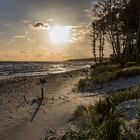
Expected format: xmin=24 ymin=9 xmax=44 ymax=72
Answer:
xmin=0 ymin=0 xmax=111 ymax=61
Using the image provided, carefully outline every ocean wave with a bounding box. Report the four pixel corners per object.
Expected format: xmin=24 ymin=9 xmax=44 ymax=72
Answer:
xmin=0 ymin=62 xmax=92 ymax=79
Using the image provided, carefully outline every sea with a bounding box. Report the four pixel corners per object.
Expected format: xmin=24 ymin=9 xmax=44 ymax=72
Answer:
xmin=0 ymin=61 xmax=93 ymax=80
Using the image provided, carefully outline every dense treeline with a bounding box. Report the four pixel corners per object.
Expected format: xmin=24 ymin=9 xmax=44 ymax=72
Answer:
xmin=91 ymin=0 xmax=140 ymax=65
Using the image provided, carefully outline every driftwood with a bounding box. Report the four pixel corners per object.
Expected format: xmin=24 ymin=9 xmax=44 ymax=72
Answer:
xmin=23 ymin=95 xmax=27 ymax=102
xmin=30 ymin=87 xmax=44 ymax=122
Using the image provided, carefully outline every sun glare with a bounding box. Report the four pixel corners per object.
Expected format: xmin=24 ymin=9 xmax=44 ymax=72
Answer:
xmin=49 ymin=26 xmax=70 ymax=44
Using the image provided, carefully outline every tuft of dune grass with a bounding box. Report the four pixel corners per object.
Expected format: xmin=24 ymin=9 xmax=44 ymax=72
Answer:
xmin=78 ymin=64 xmax=140 ymax=91
xmin=73 ymin=86 xmax=140 ymax=122
xmin=45 ymin=86 xmax=140 ymax=140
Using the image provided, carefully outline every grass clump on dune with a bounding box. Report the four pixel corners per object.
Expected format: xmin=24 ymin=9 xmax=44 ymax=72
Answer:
xmin=77 ymin=79 xmax=89 ymax=92
xmin=116 ymin=67 xmax=140 ymax=78
xmin=78 ymin=63 xmax=140 ymax=92
xmin=91 ymin=64 xmax=140 ymax=85
xmin=78 ymin=63 xmax=120 ymax=91
xmin=46 ymin=87 xmax=140 ymax=140
xmin=91 ymin=63 xmax=120 ymax=74
xmin=69 ymin=87 xmax=140 ymax=140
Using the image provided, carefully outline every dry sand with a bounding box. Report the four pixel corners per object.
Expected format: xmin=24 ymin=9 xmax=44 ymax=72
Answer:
xmin=0 ymin=69 xmax=101 ymax=140
xmin=0 ymin=69 xmax=140 ymax=140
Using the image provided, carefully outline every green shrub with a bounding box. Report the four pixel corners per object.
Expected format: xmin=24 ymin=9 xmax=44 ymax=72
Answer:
xmin=111 ymin=87 xmax=140 ymax=105
xmin=45 ymin=86 xmax=140 ymax=140
xmin=95 ymin=115 xmax=123 ymax=140
xmin=70 ymin=105 xmax=89 ymax=121
xmin=77 ymin=79 xmax=88 ymax=91
xmin=90 ymin=65 xmax=140 ymax=86
xmin=72 ymin=86 xmax=140 ymax=124
xmin=91 ymin=71 xmax=117 ymax=85
xmin=116 ymin=67 xmax=140 ymax=78
xmin=90 ymin=64 xmax=120 ymax=85
xmin=79 ymin=64 xmax=140 ymax=91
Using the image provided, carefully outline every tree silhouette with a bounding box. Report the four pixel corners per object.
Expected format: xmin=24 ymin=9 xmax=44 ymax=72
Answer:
xmin=91 ymin=0 xmax=140 ymax=65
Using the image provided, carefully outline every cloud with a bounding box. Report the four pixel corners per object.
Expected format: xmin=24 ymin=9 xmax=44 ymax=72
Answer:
xmin=9 ymin=39 xmax=16 ymax=43
xmin=20 ymin=51 xmax=27 ymax=54
xmin=21 ymin=20 xmax=29 ymax=24
xmin=84 ymin=0 xmax=98 ymax=20
xmin=3 ymin=54 xmax=12 ymax=58
xmin=5 ymin=23 xmax=11 ymax=26
xmin=0 ymin=39 xmax=4 ymax=43
xmin=13 ymin=35 xmax=26 ymax=39
xmin=47 ymin=18 xmax=56 ymax=22
xmin=31 ymin=22 xmax=49 ymax=30
xmin=84 ymin=8 xmax=93 ymax=19
xmin=35 ymin=54 xmax=43 ymax=58
xmin=69 ymin=25 xmax=91 ymax=42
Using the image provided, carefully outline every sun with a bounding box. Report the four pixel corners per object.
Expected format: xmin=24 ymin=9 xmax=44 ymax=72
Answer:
xmin=49 ymin=26 xmax=70 ymax=44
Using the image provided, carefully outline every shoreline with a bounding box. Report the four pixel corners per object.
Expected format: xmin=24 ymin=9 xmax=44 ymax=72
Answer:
xmin=0 ymin=68 xmax=87 ymax=104
xmin=0 ymin=67 xmax=88 ymax=80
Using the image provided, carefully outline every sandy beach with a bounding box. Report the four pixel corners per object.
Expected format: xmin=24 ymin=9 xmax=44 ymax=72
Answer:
xmin=1 ymin=67 xmax=140 ymax=140
xmin=0 ymin=69 xmax=101 ymax=140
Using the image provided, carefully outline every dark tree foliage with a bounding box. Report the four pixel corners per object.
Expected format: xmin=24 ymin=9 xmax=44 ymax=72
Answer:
xmin=91 ymin=0 xmax=140 ymax=65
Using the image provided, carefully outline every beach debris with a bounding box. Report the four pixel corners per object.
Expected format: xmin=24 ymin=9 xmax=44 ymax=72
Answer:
xmin=30 ymin=95 xmax=44 ymax=122
xmin=69 ymin=74 xmax=72 ymax=78
xmin=51 ymin=96 xmax=54 ymax=101
xmin=72 ymin=88 xmax=76 ymax=93
xmin=31 ymin=98 xmax=37 ymax=105
xmin=30 ymin=79 xmax=45 ymax=122
xmin=38 ymin=78 xmax=47 ymax=86
xmin=23 ymin=95 xmax=27 ymax=102
xmin=67 ymin=73 xmax=72 ymax=78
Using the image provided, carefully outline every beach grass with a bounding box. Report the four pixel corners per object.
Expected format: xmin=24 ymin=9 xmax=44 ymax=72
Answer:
xmin=73 ymin=86 xmax=140 ymax=122
xmin=46 ymin=85 xmax=140 ymax=140
xmin=78 ymin=63 xmax=140 ymax=91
